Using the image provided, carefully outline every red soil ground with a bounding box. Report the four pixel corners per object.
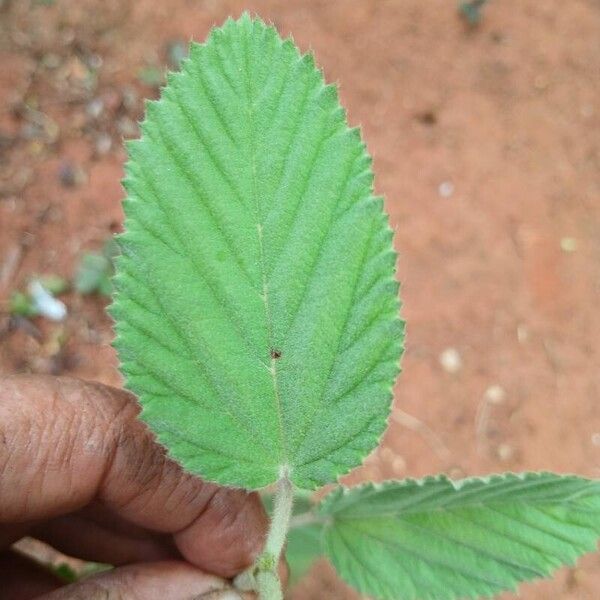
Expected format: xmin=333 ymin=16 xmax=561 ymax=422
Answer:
xmin=1 ymin=1 xmax=600 ymax=598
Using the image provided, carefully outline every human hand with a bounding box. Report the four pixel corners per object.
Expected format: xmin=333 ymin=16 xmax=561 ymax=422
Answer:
xmin=0 ymin=375 xmax=282 ymax=599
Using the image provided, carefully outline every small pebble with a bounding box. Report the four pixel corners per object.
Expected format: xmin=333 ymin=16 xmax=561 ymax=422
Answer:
xmin=86 ymin=53 xmax=103 ymax=70
xmin=95 ymin=133 xmax=112 ymax=155
xmin=438 ymin=181 xmax=455 ymax=199
xmin=117 ymin=116 xmax=138 ymax=138
xmin=41 ymin=53 xmax=61 ymax=69
xmin=517 ymin=323 xmax=529 ymax=344
xmin=392 ymin=456 xmax=407 ymax=473
xmin=448 ymin=466 xmax=465 ymax=479
xmin=58 ymin=162 xmax=86 ymax=187
xmin=28 ymin=281 xmax=67 ymax=322
xmin=484 ymin=384 xmax=505 ymax=405
xmin=496 ymin=443 xmax=515 ymax=462
xmin=560 ymin=237 xmax=577 ymax=253
xmin=86 ymin=98 xmax=104 ymax=119
xmin=439 ymin=347 xmax=462 ymax=374
xmin=380 ymin=448 xmax=407 ymax=474
xmin=121 ymin=85 xmax=138 ymax=111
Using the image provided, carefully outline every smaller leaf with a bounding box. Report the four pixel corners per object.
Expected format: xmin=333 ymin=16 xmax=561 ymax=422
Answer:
xmin=75 ymin=241 xmax=118 ymax=296
xmin=52 ymin=563 xmax=78 ymax=583
xmin=319 ymin=473 xmax=600 ymax=600
xmin=459 ymin=0 xmax=490 ymax=25
xmin=9 ymin=291 xmax=38 ymax=318
xmin=75 ymin=254 xmax=112 ymax=294
xmin=287 ymin=523 xmax=323 ymax=584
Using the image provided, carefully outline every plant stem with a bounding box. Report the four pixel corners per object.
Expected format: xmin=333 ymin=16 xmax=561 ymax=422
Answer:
xmin=234 ymin=474 xmax=294 ymax=600
xmin=264 ymin=475 xmax=294 ymax=561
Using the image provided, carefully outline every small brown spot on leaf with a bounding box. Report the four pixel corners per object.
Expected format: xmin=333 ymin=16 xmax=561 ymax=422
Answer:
xmin=270 ymin=349 xmax=281 ymax=359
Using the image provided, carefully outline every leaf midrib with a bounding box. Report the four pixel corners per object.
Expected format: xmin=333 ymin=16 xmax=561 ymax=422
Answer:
xmin=239 ymin=23 xmax=288 ymax=467
xmin=120 ymin=213 xmax=273 ymax=452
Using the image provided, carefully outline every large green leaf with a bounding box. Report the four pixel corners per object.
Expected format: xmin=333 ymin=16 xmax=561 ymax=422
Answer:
xmin=320 ymin=473 xmax=600 ymax=600
xmin=111 ymin=14 xmax=403 ymax=490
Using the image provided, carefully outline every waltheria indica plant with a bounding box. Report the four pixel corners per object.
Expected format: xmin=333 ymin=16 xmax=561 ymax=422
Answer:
xmin=111 ymin=14 xmax=600 ymax=600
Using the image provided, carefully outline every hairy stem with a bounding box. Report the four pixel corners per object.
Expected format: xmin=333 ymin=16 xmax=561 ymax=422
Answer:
xmin=235 ymin=475 xmax=294 ymax=600
xmin=264 ymin=475 xmax=294 ymax=560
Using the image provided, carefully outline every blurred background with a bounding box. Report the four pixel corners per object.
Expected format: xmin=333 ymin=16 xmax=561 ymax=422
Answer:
xmin=1 ymin=0 xmax=599 ymax=597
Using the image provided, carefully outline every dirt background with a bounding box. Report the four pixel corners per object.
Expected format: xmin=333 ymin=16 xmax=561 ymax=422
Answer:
xmin=1 ymin=0 xmax=600 ymax=598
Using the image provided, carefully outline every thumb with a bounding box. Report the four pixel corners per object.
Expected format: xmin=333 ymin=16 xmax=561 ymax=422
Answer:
xmin=40 ymin=561 xmax=251 ymax=600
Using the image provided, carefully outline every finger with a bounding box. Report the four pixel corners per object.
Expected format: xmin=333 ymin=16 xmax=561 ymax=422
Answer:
xmin=36 ymin=511 xmax=288 ymax=586
xmin=0 ymin=523 xmax=31 ymax=549
xmin=33 ymin=512 xmax=178 ymax=566
xmin=38 ymin=561 xmax=246 ymax=600
xmin=0 ymin=376 xmax=268 ymax=577
xmin=0 ymin=550 xmax=61 ymax=600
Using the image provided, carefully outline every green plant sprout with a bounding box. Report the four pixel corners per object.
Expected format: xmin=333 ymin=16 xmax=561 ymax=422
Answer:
xmin=9 ymin=275 xmax=68 ymax=320
xmin=111 ymin=15 xmax=600 ymax=600
xmin=75 ymin=239 xmax=119 ymax=296
xmin=459 ymin=0 xmax=491 ymax=25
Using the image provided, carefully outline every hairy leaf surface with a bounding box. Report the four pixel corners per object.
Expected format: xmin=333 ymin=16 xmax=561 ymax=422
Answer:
xmin=112 ymin=14 xmax=402 ymax=490
xmin=320 ymin=473 xmax=600 ymax=600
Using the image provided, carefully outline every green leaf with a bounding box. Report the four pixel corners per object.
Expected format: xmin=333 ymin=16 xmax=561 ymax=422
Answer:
xmin=287 ymin=522 xmax=322 ymax=584
xmin=320 ymin=473 xmax=600 ymax=600
xmin=75 ymin=253 xmax=113 ymax=295
xmin=76 ymin=241 xmax=118 ymax=296
xmin=112 ymin=14 xmax=402 ymax=490
xmin=51 ymin=563 xmax=79 ymax=583
xmin=9 ymin=291 xmax=39 ymax=318
xmin=459 ymin=0 xmax=490 ymax=25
